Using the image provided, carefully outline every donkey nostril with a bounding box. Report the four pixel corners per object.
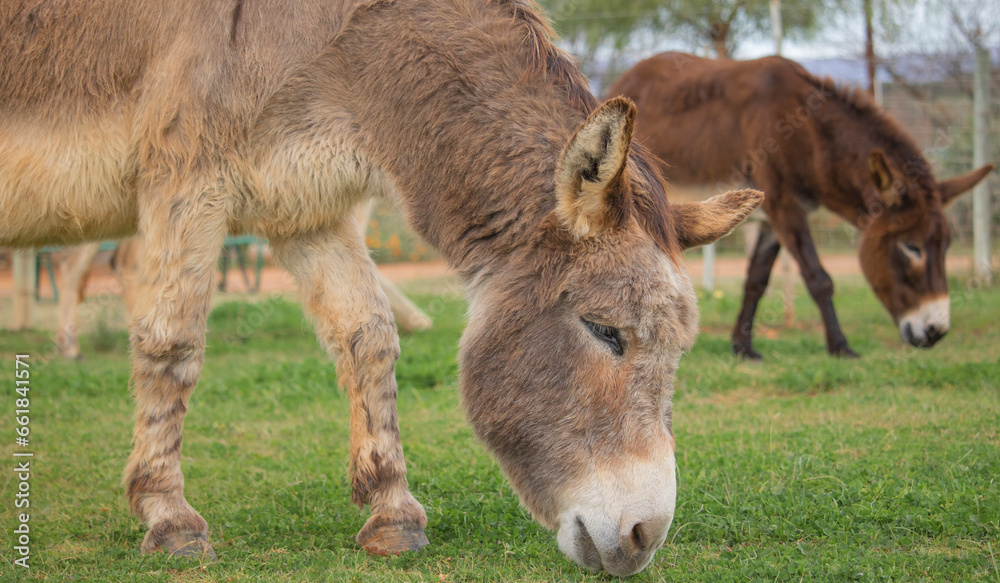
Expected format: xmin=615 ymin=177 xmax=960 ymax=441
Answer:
xmin=925 ymin=325 xmax=947 ymax=346
xmin=574 ymin=517 xmax=602 ymax=570
xmin=608 ymin=516 xmax=671 ymax=576
xmin=630 ymin=521 xmax=648 ymax=552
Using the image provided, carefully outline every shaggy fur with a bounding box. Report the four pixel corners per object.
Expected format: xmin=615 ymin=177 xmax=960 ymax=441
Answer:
xmin=1 ymin=1 xmax=759 ymax=575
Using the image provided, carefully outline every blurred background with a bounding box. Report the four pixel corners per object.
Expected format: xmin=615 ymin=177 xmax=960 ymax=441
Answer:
xmin=539 ymin=0 xmax=999 ymax=254
xmin=1 ymin=0 xmax=997 ymax=332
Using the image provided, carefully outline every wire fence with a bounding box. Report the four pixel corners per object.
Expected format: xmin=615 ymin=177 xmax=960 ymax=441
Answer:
xmin=880 ymin=72 xmax=1000 ymax=251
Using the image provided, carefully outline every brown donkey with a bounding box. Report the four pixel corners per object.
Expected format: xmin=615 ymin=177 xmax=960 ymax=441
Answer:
xmin=609 ymin=52 xmax=993 ymax=359
xmin=0 ymin=1 xmax=761 ymax=575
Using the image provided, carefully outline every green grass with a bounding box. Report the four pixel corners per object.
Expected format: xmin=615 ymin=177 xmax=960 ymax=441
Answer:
xmin=1 ymin=274 xmax=998 ymax=582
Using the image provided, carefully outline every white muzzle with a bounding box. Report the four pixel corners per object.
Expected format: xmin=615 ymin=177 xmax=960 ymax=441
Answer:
xmin=899 ymin=296 xmax=950 ymax=348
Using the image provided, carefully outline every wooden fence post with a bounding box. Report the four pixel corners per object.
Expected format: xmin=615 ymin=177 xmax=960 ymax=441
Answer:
xmin=702 ymin=242 xmax=715 ymax=292
xmin=973 ymin=46 xmax=992 ymax=284
xmin=771 ymin=0 xmax=795 ymax=326
xmin=12 ymin=249 xmax=36 ymax=330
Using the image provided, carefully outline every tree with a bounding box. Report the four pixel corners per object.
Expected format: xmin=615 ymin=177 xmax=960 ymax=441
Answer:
xmin=857 ymin=0 xmax=914 ymax=93
xmin=864 ymin=0 xmax=875 ymax=93
xmin=940 ymin=0 xmax=1000 ymax=50
xmin=540 ymin=0 xmax=829 ymax=59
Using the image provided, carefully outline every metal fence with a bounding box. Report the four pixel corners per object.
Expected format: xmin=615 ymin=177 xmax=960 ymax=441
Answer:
xmin=880 ymin=72 xmax=1000 ymax=251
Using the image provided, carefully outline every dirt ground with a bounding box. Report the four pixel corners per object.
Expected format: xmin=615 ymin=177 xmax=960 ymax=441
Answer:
xmin=0 ymin=250 xmax=976 ymax=333
xmin=0 ymin=256 xmax=455 ymax=299
xmin=0 ymin=250 xmax=974 ymax=296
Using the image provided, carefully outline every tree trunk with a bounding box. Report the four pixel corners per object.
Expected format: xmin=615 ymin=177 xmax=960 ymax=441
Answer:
xmin=710 ymin=20 xmax=730 ymax=58
xmin=973 ymin=47 xmax=992 ymax=283
xmin=770 ymin=0 xmax=783 ymax=55
xmin=864 ymin=0 xmax=876 ymax=95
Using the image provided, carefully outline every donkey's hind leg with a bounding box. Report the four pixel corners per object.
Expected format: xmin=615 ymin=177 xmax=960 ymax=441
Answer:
xmin=124 ymin=184 xmax=228 ymax=559
xmin=272 ymin=218 xmax=428 ymax=556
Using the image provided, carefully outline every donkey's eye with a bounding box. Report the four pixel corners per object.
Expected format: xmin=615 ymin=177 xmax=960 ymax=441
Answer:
xmin=582 ymin=318 xmax=624 ymax=356
xmin=900 ymin=241 xmax=923 ymax=259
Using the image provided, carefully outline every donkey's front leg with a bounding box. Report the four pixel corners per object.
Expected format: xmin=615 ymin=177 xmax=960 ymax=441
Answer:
xmin=124 ymin=185 xmax=228 ymax=559
xmin=732 ymin=222 xmax=782 ymax=360
xmin=273 ymin=221 xmax=428 ymax=556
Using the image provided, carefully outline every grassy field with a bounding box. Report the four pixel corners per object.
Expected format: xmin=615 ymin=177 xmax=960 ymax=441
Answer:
xmin=1 ymin=271 xmax=998 ymax=582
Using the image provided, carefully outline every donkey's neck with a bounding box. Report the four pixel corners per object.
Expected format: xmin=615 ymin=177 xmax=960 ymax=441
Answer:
xmin=335 ymin=0 xmax=592 ymax=279
xmin=812 ymin=90 xmax=933 ymax=225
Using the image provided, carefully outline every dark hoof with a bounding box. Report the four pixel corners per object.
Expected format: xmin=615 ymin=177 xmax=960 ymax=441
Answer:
xmin=142 ymin=528 xmax=216 ymax=561
xmin=357 ymin=523 xmax=429 ymax=556
xmin=733 ymin=343 xmax=763 ymax=361
xmin=830 ymin=346 xmax=860 ymax=359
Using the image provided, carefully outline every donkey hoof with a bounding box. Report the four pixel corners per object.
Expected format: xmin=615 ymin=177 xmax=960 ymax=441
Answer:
xmin=357 ymin=524 xmax=429 ymax=556
xmin=831 ymin=346 xmax=860 ymax=359
xmin=733 ymin=344 xmax=763 ymax=361
xmin=142 ymin=529 xmax=217 ymax=561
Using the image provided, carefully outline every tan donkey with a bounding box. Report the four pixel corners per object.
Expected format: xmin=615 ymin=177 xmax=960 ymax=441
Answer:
xmin=0 ymin=0 xmax=761 ymax=575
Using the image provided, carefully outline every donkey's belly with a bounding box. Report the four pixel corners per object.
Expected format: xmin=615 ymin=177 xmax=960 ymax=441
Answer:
xmin=237 ymin=126 xmax=394 ymax=240
xmin=0 ymin=113 xmax=139 ymax=247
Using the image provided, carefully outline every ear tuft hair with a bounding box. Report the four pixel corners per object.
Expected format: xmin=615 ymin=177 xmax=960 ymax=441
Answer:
xmin=939 ymin=163 xmax=994 ymax=206
xmin=671 ymin=189 xmax=764 ymax=250
xmin=868 ymin=150 xmax=899 ymax=206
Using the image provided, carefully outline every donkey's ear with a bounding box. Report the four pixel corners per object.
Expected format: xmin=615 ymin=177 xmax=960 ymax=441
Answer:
xmin=939 ymin=163 xmax=994 ymax=206
xmin=868 ymin=149 xmax=898 ymax=205
xmin=555 ymin=97 xmax=636 ymax=239
xmin=671 ymin=189 xmax=764 ymax=250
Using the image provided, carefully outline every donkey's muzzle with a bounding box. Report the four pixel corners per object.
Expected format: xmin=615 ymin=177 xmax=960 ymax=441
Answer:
xmin=899 ymin=297 xmax=950 ymax=348
xmin=902 ymin=321 xmax=948 ymax=348
xmin=562 ymin=512 xmax=673 ymax=576
xmin=550 ymin=446 xmax=676 ymax=575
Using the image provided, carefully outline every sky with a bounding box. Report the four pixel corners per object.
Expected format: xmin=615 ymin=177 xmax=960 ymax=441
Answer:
xmin=595 ymin=0 xmax=999 ymax=63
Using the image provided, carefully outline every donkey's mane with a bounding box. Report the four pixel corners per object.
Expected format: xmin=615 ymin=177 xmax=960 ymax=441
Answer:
xmin=496 ymin=0 xmax=677 ymax=254
xmin=794 ymin=66 xmax=936 ymax=192
xmin=495 ymin=0 xmax=599 ymax=114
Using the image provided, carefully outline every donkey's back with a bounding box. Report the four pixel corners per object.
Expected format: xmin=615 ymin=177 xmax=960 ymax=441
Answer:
xmin=0 ymin=0 xmax=361 ymax=247
xmin=1 ymin=0 xmax=150 ymax=245
xmin=0 ymin=0 xmax=160 ymax=111
xmin=607 ymin=52 xmax=820 ymax=187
